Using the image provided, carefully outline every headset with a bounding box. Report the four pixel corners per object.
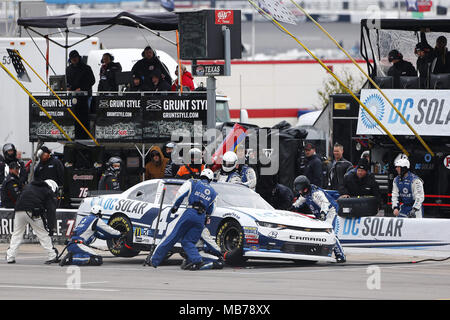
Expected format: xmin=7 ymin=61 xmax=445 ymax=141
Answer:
xmin=101 ymin=52 xmax=115 ymax=64
xmin=388 ymin=50 xmax=403 ymax=63
xmin=141 ymin=46 xmax=154 ymax=57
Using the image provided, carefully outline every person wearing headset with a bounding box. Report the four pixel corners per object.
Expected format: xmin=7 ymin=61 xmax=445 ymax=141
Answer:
xmin=131 ymin=46 xmax=172 ymax=91
xmin=387 ymin=49 xmax=417 ymax=88
xmin=98 ymin=53 xmax=122 ymax=92
xmin=34 ymin=146 xmax=64 ymax=188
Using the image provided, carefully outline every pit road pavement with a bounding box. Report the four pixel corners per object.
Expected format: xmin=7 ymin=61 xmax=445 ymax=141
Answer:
xmin=1 ymin=244 xmax=449 ymax=300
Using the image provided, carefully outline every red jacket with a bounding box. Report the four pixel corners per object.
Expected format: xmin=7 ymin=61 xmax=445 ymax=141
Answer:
xmin=171 ymin=71 xmax=195 ymax=91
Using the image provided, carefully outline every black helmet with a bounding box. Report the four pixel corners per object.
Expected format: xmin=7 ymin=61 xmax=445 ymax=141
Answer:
xmin=107 ymin=156 xmax=122 ymax=173
xmin=2 ymin=143 xmax=17 ymax=162
xmin=294 ymin=175 xmax=311 ymax=195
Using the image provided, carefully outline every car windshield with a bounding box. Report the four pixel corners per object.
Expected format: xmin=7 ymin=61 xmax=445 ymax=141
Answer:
xmin=160 ymin=182 xmax=274 ymax=210
xmin=214 ymin=183 xmax=274 ymax=210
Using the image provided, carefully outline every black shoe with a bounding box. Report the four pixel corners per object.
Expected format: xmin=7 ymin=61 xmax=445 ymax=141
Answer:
xmin=144 ymin=257 xmax=156 ymax=268
xmin=336 ymin=255 xmax=346 ymax=263
xmin=59 ymin=253 xmax=73 ymax=267
xmin=45 ymin=257 xmax=60 ymax=265
xmin=181 ymin=261 xmax=203 ymax=270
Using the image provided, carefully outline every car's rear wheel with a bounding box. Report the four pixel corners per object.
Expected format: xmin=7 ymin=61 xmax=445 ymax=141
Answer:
xmin=107 ymin=214 xmax=140 ymax=257
xmin=216 ymin=220 xmax=246 ymax=266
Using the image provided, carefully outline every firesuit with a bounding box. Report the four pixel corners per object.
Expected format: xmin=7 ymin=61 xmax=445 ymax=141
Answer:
xmin=150 ymin=170 xmax=222 ymax=270
xmin=59 ymin=205 xmax=122 ymax=266
xmin=292 ymin=176 xmax=346 ymax=263
xmin=392 ymin=158 xmax=424 ymax=219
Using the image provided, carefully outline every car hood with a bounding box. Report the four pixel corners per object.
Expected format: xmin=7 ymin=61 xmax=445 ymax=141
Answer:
xmin=229 ymin=207 xmax=332 ymax=229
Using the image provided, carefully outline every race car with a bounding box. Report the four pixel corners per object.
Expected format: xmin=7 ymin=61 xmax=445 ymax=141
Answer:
xmin=76 ymin=179 xmax=337 ymax=264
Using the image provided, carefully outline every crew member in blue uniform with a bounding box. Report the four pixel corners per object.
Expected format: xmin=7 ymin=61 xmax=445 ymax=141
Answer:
xmin=59 ymin=205 xmax=123 ymax=266
xmin=291 ymin=175 xmax=346 ymax=263
xmin=149 ymin=169 xmax=223 ymax=270
xmin=392 ymin=157 xmax=424 ymax=218
xmin=216 ymin=151 xmax=257 ymax=190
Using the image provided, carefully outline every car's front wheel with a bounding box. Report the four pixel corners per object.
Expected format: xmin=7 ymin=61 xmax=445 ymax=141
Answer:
xmin=107 ymin=214 xmax=140 ymax=257
xmin=216 ymin=219 xmax=246 ymax=265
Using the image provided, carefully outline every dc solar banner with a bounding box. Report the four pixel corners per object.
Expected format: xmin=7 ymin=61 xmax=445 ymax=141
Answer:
xmin=29 ymin=95 xmax=76 ymax=142
xmin=357 ymin=89 xmax=450 ymax=136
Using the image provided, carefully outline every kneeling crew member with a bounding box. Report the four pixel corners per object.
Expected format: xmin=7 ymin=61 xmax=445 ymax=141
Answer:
xmin=6 ymin=179 xmax=59 ymax=264
xmin=291 ymin=175 xmax=346 ymax=263
xmin=150 ymin=169 xmax=223 ymax=270
xmin=59 ymin=205 xmax=123 ymax=266
xmin=392 ymin=158 xmax=424 ymax=218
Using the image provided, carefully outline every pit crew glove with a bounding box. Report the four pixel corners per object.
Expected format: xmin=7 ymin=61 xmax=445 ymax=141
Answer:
xmin=170 ymin=207 xmax=178 ymax=214
xmin=408 ymin=208 xmax=418 ymax=218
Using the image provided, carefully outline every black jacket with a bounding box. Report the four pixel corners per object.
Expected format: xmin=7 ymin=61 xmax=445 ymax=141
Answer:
xmin=34 ymin=156 xmax=64 ymax=187
xmin=268 ymin=183 xmax=294 ymax=210
xmin=0 ymin=157 xmax=28 ymax=185
xmin=98 ymin=62 xmax=122 ymax=91
xmin=15 ymin=180 xmax=57 ymax=232
xmin=131 ymin=57 xmax=172 ymax=89
xmin=98 ymin=171 xmax=121 ymax=191
xmin=387 ymin=60 xmax=417 ymax=88
xmin=66 ymin=61 xmax=96 ymax=94
xmin=304 ymin=154 xmax=323 ymax=188
xmin=341 ymin=170 xmax=381 ymax=203
xmin=150 ymin=79 xmax=171 ymax=92
xmin=328 ymin=158 xmax=353 ymax=192
xmin=1 ymin=173 xmax=22 ymax=208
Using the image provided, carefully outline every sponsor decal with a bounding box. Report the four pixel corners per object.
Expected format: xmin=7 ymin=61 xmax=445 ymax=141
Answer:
xmin=342 ymin=217 xmax=403 ymax=237
xmin=215 ymin=10 xmax=234 ymax=24
xmin=444 ymin=155 xmax=450 ymax=170
xmin=289 ymin=235 xmax=327 ymax=242
xmin=357 ymin=89 xmax=450 ymax=136
xmin=72 ymin=174 xmax=94 ymax=181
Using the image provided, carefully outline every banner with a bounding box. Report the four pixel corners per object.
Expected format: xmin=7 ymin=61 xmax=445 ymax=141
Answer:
xmin=141 ymin=93 xmax=207 ymax=140
xmin=29 ymin=95 xmax=76 ymax=141
xmin=337 ymin=216 xmax=450 ymax=249
xmin=357 ymin=89 xmax=450 ymax=136
xmin=95 ymin=94 xmax=143 ymax=142
xmin=0 ymin=209 xmax=78 ymax=244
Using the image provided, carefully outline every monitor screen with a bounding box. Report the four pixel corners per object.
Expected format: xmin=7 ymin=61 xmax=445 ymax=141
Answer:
xmin=49 ymin=75 xmax=66 ymax=91
xmin=115 ymin=71 xmax=132 ymax=86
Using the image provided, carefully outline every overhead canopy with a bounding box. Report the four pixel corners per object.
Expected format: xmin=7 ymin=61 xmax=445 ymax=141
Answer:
xmin=361 ymin=19 xmax=450 ymax=33
xmin=17 ymin=11 xmax=179 ymax=31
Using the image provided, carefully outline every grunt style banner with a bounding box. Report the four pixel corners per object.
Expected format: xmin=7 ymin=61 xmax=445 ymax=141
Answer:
xmin=28 ymin=95 xmax=76 ymax=142
xmin=357 ymin=89 xmax=450 ymax=136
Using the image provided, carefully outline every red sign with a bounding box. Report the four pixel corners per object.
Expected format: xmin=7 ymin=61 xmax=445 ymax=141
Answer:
xmin=215 ymin=10 xmax=234 ymax=25
xmin=418 ymin=0 xmax=432 ymax=12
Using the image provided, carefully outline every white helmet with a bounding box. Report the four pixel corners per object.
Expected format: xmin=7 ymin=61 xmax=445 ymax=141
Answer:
xmin=222 ymin=151 xmax=238 ymax=173
xmin=91 ymin=205 xmax=103 ymax=216
xmin=200 ymin=168 xmax=214 ymax=182
xmin=394 ymin=158 xmax=410 ymax=169
xmin=189 ymin=148 xmax=202 ymax=164
xmin=45 ymin=179 xmax=58 ymax=193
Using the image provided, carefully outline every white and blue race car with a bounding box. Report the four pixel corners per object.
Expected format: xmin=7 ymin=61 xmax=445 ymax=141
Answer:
xmin=76 ymin=179 xmax=337 ymax=264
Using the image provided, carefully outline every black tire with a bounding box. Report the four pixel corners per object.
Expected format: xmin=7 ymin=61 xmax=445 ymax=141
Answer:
xmin=216 ymin=220 xmax=246 ymax=266
xmin=107 ymin=214 xmax=140 ymax=257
